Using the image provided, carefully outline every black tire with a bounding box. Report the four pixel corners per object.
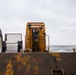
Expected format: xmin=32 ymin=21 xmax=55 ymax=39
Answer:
xmin=18 ymin=41 xmax=23 ymax=52
xmin=0 ymin=29 xmax=3 ymax=52
xmin=0 ymin=29 xmax=6 ymax=52
xmin=2 ymin=41 xmax=6 ymax=52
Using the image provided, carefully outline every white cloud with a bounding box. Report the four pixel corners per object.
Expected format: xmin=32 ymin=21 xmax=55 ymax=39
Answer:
xmin=0 ymin=0 xmax=76 ymax=45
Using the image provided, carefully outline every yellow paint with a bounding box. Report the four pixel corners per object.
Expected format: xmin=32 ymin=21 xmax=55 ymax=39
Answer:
xmin=25 ymin=22 xmax=46 ymax=52
xmin=51 ymin=53 xmax=61 ymax=61
xmin=26 ymin=64 xmax=30 ymax=73
xmin=33 ymin=66 xmax=39 ymax=74
xmin=16 ymin=52 xmax=30 ymax=65
xmin=21 ymin=57 xmax=30 ymax=65
xmin=5 ymin=60 xmax=14 ymax=75
xmin=16 ymin=53 xmax=40 ymax=74
xmin=16 ymin=52 xmax=22 ymax=62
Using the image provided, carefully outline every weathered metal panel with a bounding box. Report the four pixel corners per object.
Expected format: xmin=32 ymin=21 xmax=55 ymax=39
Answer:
xmin=0 ymin=52 xmax=76 ymax=75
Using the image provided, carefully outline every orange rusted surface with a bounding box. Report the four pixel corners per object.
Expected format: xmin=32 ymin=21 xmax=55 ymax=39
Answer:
xmin=0 ymin=52 xmax=76 ymax=75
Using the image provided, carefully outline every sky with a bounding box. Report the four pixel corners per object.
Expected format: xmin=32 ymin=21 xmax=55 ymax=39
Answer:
xmin=0 ymin=0 xmax=76 ymax=45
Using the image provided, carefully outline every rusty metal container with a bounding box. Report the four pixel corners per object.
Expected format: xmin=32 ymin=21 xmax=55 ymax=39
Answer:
xmin=0 ymin=52 xmax=76 ymax=75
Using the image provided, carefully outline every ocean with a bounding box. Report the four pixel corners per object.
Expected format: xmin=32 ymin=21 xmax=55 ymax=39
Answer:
xmin=4 ymin=45 xmax=76 ymax=53
xmin=49 ymin=45 xmax=76 ymax=52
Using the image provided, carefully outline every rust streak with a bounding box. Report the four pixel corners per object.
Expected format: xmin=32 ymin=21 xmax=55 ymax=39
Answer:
xmin=5 ymin=60 xmax=14 ymax=75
